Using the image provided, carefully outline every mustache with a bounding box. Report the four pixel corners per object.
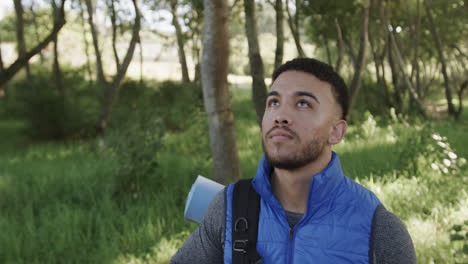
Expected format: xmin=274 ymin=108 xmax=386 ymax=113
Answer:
xmin=265 ymin=126 xmax=298 ymax=138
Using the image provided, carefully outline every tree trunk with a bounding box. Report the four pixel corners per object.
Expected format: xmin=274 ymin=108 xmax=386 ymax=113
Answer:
xmin=285 ymin=0 xmax=305 ymax=57
xmin=0 ymin=40 xmax=4 ymax=73
xmin=85 ymin=0 xmax=106 ymax=89
xmin=52 ymin=0 xmax=63 ymax=95
xmin=79 ymin=1 xmax=93 ymax=82
xmin=382 ymin=1 xmax=429 ymax=120
xmin=139 ymin=40 xmax=143 ymax=84
xmin=368 ymin=0 xmax=391 ymax=109
xmin=387 ymin=36 xmax=401 ymax=112
xmin=346 ymin=3 xmax=369 ymax=121
xmin=323 ymin=35 xmax=332 ymax=65
xmin=274 ymin=0 xmax=284 ymax=71
xmin=31 ymin=2 xmax=45 ymax=64
xmin=244 ymin=0 xmax=268 ymax=125
xmin=342 ymin=34 xmax=357 ymax=67
xmin=109 ymin=0 xmax=120 ymax=72
xmin=171 ymin=0 xmax=190 ymax=83
xmin=86 ymin=0 xmax=141 ymax=133
xmin=424 ymin=0 xmax=456 ymax=116
xmin=369 ymin=25 xmax=390 ymax=108
xmin=201 ymin=0 xmax=241 ymax=183
xmin=13 ymin=0 xmax=30 ymax=78
xmin=0 ymin=0 xmax=67 ymax=87
xmin=334 ymin=18 xmax=343 ymax=73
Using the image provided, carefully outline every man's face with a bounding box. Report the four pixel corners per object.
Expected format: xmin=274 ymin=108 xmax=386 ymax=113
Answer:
xmin=261 ymin=70 xmax=341 ymax=171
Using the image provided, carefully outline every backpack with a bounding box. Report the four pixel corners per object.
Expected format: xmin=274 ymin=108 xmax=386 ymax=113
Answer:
xmin=231 ymin=179 xmax=263 ymax=264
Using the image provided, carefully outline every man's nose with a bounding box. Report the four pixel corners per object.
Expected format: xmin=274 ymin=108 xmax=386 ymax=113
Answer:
xmin=274 ymin=111 xmax=292 ymax=126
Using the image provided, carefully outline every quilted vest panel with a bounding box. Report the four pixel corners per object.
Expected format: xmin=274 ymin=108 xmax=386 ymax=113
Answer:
xmin=224 ymin=152 xmax=381 ymax=264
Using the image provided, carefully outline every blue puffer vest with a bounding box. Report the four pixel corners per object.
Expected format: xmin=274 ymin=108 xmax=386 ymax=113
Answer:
xmin=224 ymin=152 xmax=381 ymax=264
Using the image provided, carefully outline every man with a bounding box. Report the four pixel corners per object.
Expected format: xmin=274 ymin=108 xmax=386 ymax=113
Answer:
xmin=171 ymin=58 xmax=417 ymax=264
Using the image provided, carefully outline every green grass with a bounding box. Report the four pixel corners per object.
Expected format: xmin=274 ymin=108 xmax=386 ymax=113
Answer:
xmin=0 ymin=88 xmax=467 ymax=263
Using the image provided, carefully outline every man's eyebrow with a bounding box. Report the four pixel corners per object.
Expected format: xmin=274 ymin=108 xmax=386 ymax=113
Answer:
xmin=296 ymin=91 xmax=320 ymax=104
xmin=267 ymin=91 xmax=280 ymax=97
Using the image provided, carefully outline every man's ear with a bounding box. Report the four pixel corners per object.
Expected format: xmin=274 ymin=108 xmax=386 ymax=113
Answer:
xmin=328 ymin=119 xmax=347 ymax=145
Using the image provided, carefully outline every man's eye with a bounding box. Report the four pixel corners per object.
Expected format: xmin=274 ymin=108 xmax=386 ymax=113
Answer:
xmin=297 ymin=100 xmax=310 ymax=108
xmin=268 ymin=99 xmax=280 ymax=107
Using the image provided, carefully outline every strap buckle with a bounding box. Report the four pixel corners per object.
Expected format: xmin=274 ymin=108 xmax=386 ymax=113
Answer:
xmin=234 ymin=217 xmax=249 ymax=232
xmin=233 ymin=239 xmax=249 ymax=253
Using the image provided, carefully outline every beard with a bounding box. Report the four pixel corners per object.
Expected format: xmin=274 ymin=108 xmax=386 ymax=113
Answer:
xmin=262 ymin=127 xmax=326 ymax=171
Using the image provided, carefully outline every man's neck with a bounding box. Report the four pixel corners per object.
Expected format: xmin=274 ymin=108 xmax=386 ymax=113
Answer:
xmin=270 ymin=151 xmax=333 ymax=214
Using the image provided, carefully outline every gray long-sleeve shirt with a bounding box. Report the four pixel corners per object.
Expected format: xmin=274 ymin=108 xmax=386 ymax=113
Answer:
xmin=171 ymin=188 xmax=417 ymax=264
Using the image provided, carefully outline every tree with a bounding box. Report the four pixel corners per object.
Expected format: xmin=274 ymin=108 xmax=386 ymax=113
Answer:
xmin=30 ymin=1 xmax=45 ymax=63
xmin=382 ymin=0 xmax=429 ymax=119
xmin=77 ymin=0 xmax=93 ymax=83
xmin=13 ymin=0 xmax=31 ymax=78
xmin=51 ymin=0 xmax=64 ymax=95
xmin=346 ymin=1 xmax=370 ymax=121
xmin=273 ymin=0 xmax=284 ymax=71
xmin=424 ymin=0 xmax=457 ymax=117
xmin=0 ymin=0 xmax=67 ymax=87
xmin=85 ymin=0 xmax=141 ymax=133
xmin=201 ymin=0 xmax=242 ymax=183
xmin=244 ymin=0 xmax=268 ymax=124
xmin=170 ymin=0 xmax=191 ymax=83
xmin=285 ymin=0 xmax=305 ymax=57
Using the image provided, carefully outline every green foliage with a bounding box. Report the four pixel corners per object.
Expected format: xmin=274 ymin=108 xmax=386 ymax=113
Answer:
xmin=152 ymin=81 xmax=204 ymax=131
xmin=4 ymin=67 xmax=100 ymax=140
xmin=0 ymin=7 xmax=54 ymax=45
xmin=106 ymin=114 xmax=165 ymax=200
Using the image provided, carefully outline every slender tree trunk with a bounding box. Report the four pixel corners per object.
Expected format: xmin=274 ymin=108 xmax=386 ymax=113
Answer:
xmin=0 ymin=38 xmax=3 ymax=97
xmin=193 ymin=41 xmax=201 ymax=84
xmin=389 ymin=32 xmax=428 ymax=119
xmin=85 ymin=0 xmax=106 ymax=89
xmin=369 ymin=26 xmax=389 ymax=107
xmin=408 ymin=0 xmax=421 ymax=97
xmin=171 ymin=0 xmax=190 ymax=83
xmin=244 ymin=0 xmax=268 ymax=124
xmin=139 ymin=40 xmax=143 ymax=84
xmin=52 ymin=0 xmax=63 ymax=95
xmin=274 ymin=0 xmax=284 ymax=71
xmin=323 ymin=35 xmax=332 ymax=65
xmin=387 ymin=36 xmax=401 ymax=112
xmin=79 ymin=1 xmax=93 ymax=82
xmin=0 ymin=40 xmax=4 ymax=73
xmin=346 ymin=3 xmax=369 ymax=121
xmin=0 ymin=0 xmax=67 ymax=87
xmin=13 ymin=0 xmax=30 ymax=78
xmin=31 ymin=2 xmax=45 ymax=64
xmin=334 ymin=18 xmax=343 ymax=73
xmin=424 ymin=0 xmax=456 ymax=116
xmin=201 ymin=0 xmax=241 ymax=183
xmin=368 ymin=0 xmax=391 ymax=108
xmin=342 ymin=34 xmax=357 ymax=66
xmin=52 ymin=37 xmax=63 ymax=94
xmin=109 ymin=0 xmax=120 ymax=72
xmin=285 ymin=0 xmax=305 ymax=57
xmin=382 ymin=0 xmax=428 ymax=119
xmin=86 ymin=0 xmax=141 ymax=133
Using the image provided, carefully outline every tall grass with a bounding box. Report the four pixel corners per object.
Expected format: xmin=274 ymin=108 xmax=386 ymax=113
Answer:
xmin=0 ymin=86 xmax=466 ymax=263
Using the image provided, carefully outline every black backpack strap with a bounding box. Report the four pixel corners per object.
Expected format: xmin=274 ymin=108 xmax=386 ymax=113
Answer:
xmin=232 ymin=179 xmax=262 ymax=264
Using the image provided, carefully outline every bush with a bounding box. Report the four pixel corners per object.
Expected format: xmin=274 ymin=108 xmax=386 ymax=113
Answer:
xmin=4 ymin=68 xmax=100 ymax=140
xmin=152 ymin=81 xmax=204 ymax=131
xmin=106 ymin=112 xmax=165 ymax=200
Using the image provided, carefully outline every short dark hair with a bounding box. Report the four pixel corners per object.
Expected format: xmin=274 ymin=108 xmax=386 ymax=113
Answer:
xmin=272 ymin=58 xmax=349 ymax=120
